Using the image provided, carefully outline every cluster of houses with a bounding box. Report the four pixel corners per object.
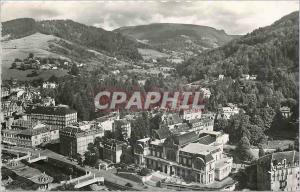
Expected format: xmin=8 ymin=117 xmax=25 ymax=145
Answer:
xmin=216 ymin=103 xmax=242 ymax=120
xmin=218 ymin=74 xmax=257 ymax=81
xmin=108 ymin=58 xmax=177 ymax=81
xmin=1 ymin=80 xmax=298 ymax=191
xmin=127 ymin=67 xmax=174 ymax=78
xmin=1 ymin=81 xmax=59 ymax=117
xmin=57 ymin=107 xmax=234 ymax=187
xmin=11 ymin=55 xmax=78 ymax=71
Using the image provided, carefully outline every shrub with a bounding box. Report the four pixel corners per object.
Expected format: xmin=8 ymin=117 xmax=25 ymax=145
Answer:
xmin=125 ymin=182 xmax=133 ymax=187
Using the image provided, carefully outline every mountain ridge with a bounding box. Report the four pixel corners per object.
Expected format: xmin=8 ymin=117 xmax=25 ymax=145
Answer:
xmin=114 ymin=23 xmax=238 ymax=55
xmin=177 ymin=11 xmax=299 ymax=99
xmin=115 ymin=22 xmax=232 ymax=34
xmin=2 ymin=18 xmax=142 ymax=61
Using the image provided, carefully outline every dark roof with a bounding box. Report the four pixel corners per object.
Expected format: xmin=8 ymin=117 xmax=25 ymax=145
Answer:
xmin=172 ymin=123 xmax=190 ymax=133
xmin=96 ymin=113 xmax=118 ymax=122
xmin=60 ymin=126 xmax=103 ymax=138
xmin=271 ymin=151 xmax=299 ymax=165
xmin=60 ymin=126 xmax=83 ymax=135
xmin=102 ymin=138 xmax=126 ymax=147
xmin=163 ymin=113 xmax=183 ymax=125
xmin=12 ymin=119 xmax=38 ymax=129
xmin=2 ymin=125 xmax=58 ymax=136
xmin=189 ymin=117 xmax=213 ymax=125
xmin=173 ymin=131 xmax=199 ymax=146
xmin=20 ymin=125 xmax=59 ymax=136
xmin=26 ymin=105 xmax=77 ymax=115
xmin=154 ymin=127 xmax=172 ymax=139
xmin=114 ymin=119 xmax=130 ymax=125
xmin=198 ymin=135 xmax=216 ymax=145
xmin=205 ymin=154 xmax=214 ymax=162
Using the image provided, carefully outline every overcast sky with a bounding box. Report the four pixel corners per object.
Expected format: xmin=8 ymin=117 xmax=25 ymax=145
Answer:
xmin=1 ymin=1 xmax=299 ymax=35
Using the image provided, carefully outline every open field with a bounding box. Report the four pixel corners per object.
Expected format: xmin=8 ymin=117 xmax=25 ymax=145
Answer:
xmin=138 ymin=48 xmax=169 ymax=60
xmin=1 ymin=33 xmax=71 ymax=80
xmin=2 ymin=69 xmax=69 ymax=81
xmin=2 ymin=33 xmax=67 ymax=67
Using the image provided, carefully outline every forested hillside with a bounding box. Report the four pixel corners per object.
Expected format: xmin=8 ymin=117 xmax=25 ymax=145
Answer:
xmin=178 ymin=11 xmax=298 ymax=99
xmin=115 ymin=23 xmax=236 ymax=54
xmin=2 ymin=18 xmax=142 ymax=60
xmin=177 ymin=11 xmax=299 ymax=150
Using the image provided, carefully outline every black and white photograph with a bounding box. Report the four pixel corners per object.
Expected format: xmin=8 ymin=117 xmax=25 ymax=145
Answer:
xmin=0 ymin=0 xmax=299 ymax=191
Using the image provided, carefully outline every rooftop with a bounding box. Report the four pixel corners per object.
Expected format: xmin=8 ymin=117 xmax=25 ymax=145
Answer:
xmin=180 ymin=143 xmax=219 ymax=155
xmin=26 ymin=105 xmax=77 ymax=116
xmin=151 ymin=139 xmax=165 ymax=146
xmin=114 ymin=119 xmax=130 ymax=125
xmin=12 ymin=119 xmax=38 ymax=129
xmin=102 ymin=138 xmax=127 ymax=146
xmin=280 ymin=106 xmax=290 ymax=111
xmin=198 ymin=135 xmax=216 ymax=145
xmin=201 ymin=130 xmax=224 ymax=136
xmin=60 ymin=125 xmax=102 ymax=138
xmin=137 ymin=137 xmax=151 ymax=143
xmin=95 ymin=112 xmax=119 ymax=122
xmin=171 ymin=123 xmax=190 ymax=133
xmin=162 ymin=113 xmax=183 ymax=125
xmin=2 ymin=124 xmax=58 ymax=136
xmin=271 ymin=150 xmax=299 ymax=165
xmin=172 ymin=131 xmax=199 ymax=146
xmin=189 ymin=117 xmax=213 ymax=124
xmin=154 ymin=127 xmax=172 ymax=139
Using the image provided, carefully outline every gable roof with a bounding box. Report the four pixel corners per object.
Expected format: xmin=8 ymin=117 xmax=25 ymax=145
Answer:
xmin=12 ymin=119 xmax=39 ymax=129
xmin=154 ymin=127 xmax=172 ymax=139
xmin=271 ymin=151 xmax=299 ymax=165
xmin=171 ymin=123 xmax=190 ymax=133
xmin=205 ymin=154 xmax=214 ymax=162
xmin=180 ymin=143 xmax=218 ymax=163
xmin=114 ymin=119 xmax=130 ymax=125
xmin=60 ymin=126 xmax=103 ymax=138
xmin=163 ymin=113 xmax=183 ymax=125
xmin=173 ymin=131 xmax=199 ymax=146
xmin=198 ymin=135 xmax=216 ymax=145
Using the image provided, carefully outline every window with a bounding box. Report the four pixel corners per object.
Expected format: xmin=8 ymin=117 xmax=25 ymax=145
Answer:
xmin=187 ymin=159 xmax=191 ymax=166
xmin=283 ymin=159 xmax=286 ymax=166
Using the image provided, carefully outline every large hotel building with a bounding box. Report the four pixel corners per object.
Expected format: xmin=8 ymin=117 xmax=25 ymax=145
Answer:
xmin=59 ymin=124 xmax=103 ymax=157
xmin=134 ymin=130 xmax=232 ymax=184
xmin=26 ymin=105 xmax=77 ymax=129
xmin=1 ymin=119 xmax=59 ymax=148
